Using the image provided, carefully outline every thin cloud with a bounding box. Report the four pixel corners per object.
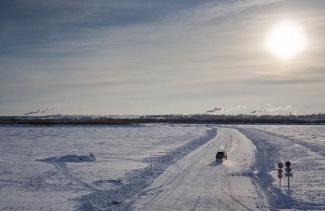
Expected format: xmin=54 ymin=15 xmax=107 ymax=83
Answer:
xmin=1 ymin=0 xmax=325 ymax=115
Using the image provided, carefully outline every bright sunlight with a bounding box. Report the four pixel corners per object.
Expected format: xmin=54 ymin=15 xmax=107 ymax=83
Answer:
xmin=266 ymin=20 xmax=306 ymax=60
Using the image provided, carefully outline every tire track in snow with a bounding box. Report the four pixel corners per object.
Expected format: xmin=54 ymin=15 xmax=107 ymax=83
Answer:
xmin=132 ymin=127 xmax=268 ymax=211
xmin=76 ymin=127 xmax=218 ymax=210
xmin=254 ymin=128 xmax=324 ymax=156
xmin=43 ymin=156 xmax=100 ymax=192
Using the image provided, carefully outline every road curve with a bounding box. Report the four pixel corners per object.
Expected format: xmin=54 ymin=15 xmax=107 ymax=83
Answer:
xmin=131 ymin=127 xmax=269 ymax=211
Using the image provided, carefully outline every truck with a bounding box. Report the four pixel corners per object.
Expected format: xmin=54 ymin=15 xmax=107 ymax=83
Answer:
xmin=216 ymin=150 xmax=227 ymax=161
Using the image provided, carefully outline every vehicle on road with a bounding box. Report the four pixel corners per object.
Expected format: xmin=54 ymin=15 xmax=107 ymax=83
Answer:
xmin=216 ymin=150 xmax=227 ymax=161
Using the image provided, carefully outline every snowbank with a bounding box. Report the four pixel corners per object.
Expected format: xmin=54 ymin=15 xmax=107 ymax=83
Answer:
xmin=236 ymin=125 xmax=325 ymax=210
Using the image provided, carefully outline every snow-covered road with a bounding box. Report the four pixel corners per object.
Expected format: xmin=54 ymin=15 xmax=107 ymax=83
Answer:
xmin=1 ymin=124 xmax=324 ymax=210
xmin=132 ymin=127 xmax=268 ymax=211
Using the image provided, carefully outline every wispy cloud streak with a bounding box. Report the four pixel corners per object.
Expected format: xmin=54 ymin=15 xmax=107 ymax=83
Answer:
xmin=1 ymin=0 xmax=325 ymax=115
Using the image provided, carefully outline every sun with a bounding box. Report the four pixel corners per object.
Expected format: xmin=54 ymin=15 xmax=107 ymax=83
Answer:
xmin=266 ymin=21 xmax=306 ymax=60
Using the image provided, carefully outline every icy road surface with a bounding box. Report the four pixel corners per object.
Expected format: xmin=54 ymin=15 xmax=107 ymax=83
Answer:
xmin=132 ymin=127 xmax=267 ymax=211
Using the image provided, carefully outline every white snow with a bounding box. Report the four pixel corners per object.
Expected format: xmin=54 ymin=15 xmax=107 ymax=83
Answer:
xmin=131 ymin=127 xmax=266 ymax=210
xmin=235 ymin=125 xmax=325 ymax=210
xmin=0 ymin=124 xmax=324 ymax=210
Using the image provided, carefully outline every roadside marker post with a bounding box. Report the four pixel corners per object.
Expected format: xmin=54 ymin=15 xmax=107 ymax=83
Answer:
xmin=285 ymin=161 xmax=293 ymax=189
xmin=277 ymin=161 xmax=293 ymax=189
xmin=277 ymin=162 xmax=284 ymax=188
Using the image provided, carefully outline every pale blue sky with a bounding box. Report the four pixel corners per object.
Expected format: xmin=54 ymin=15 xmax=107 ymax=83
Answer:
xmin=1 ymin=0 xmax=324 ymax=115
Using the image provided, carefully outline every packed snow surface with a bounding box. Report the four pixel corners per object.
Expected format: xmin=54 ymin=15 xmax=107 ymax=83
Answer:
xmin=0 ymin=124 xmax=324 ymax=210
xmin=132 ymin=127 xmax=265 ymax=210
xmin=236 ymin=125 xmax=325 ymax=210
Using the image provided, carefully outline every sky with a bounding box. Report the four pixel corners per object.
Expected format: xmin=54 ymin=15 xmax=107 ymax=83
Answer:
xmin=1 ymin=0 xmax=325 ymax=116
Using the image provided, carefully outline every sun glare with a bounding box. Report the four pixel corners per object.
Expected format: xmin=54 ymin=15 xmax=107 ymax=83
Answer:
xmin=266 ymin=21 xmax=306 ymax=60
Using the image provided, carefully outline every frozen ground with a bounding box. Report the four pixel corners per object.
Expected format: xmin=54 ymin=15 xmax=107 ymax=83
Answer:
xmin=235 ymin=125 xmax=325 ymax=210
xmin=0 ymin=124 xmax=324 ymax=210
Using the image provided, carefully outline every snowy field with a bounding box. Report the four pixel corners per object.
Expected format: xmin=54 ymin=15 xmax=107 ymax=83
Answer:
xmin=235 ymin=125 xmax=325 ymax=210
xmin=0 ymin=124 xmax=324 ymax=210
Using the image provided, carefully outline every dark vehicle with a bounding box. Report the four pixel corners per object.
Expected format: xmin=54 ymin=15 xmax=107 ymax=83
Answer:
xmin=216 ymin=150 xmax=227 ymax=161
